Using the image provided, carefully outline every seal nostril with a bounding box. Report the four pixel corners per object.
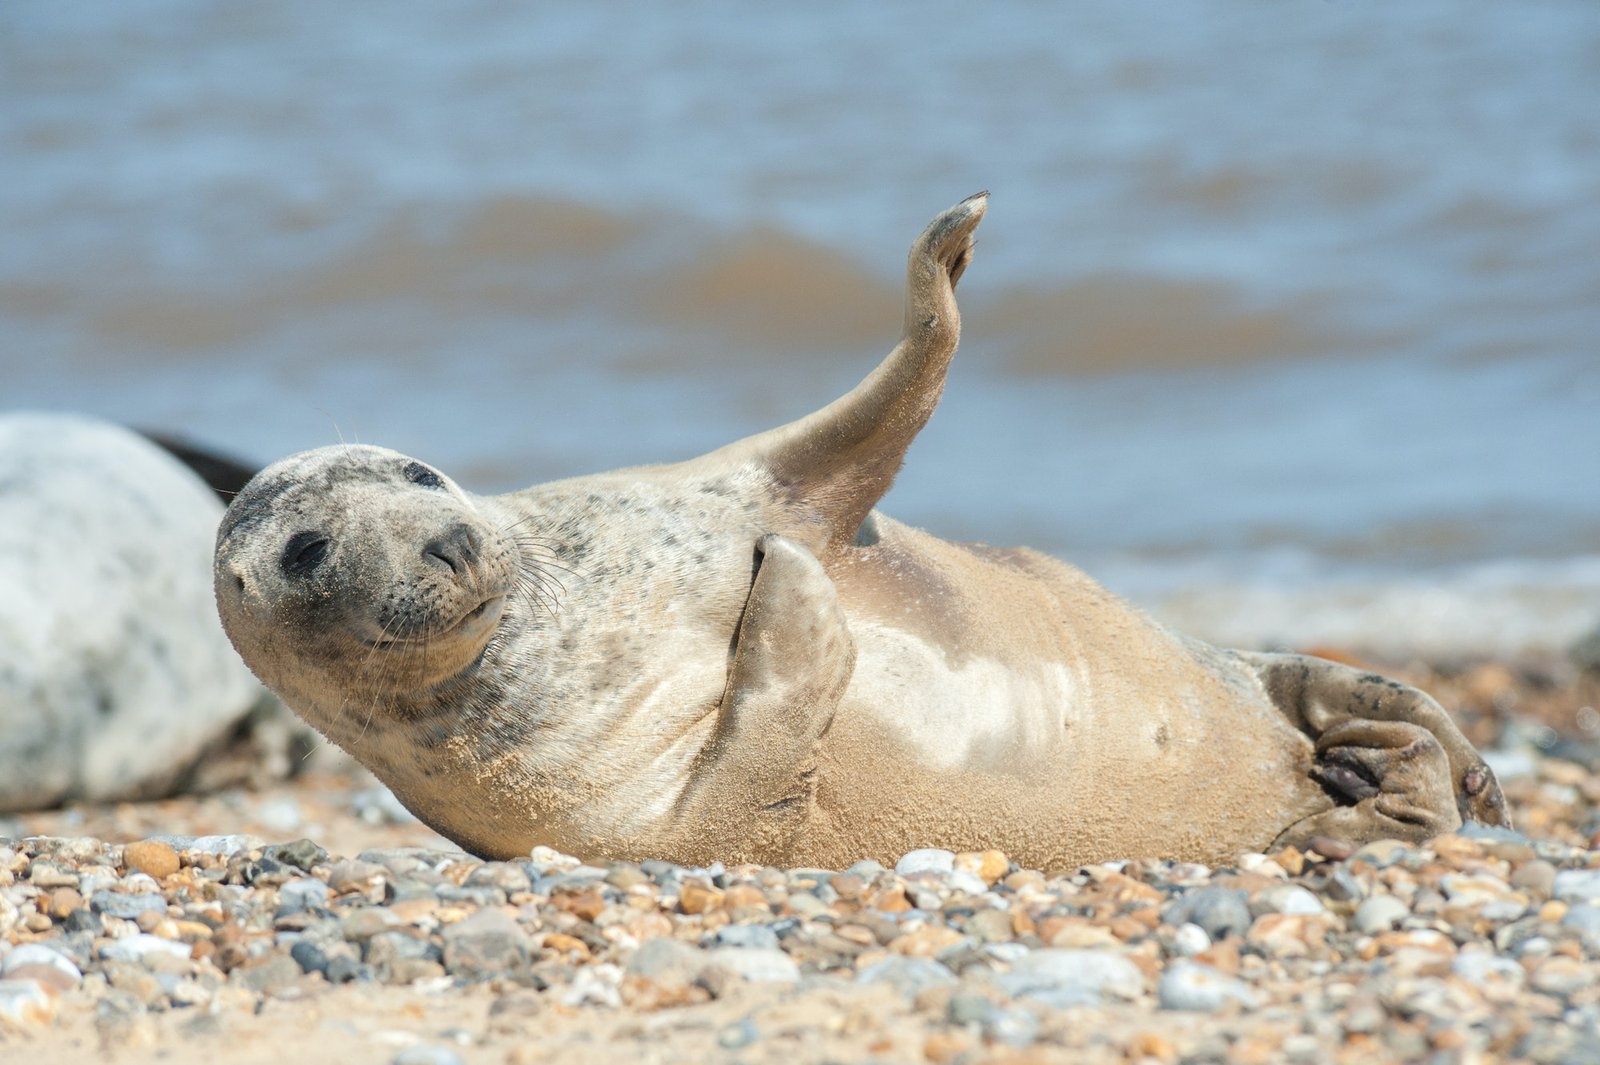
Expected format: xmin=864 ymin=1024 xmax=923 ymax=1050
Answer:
xmin=422 ymin=524 xmax=478 ymax=575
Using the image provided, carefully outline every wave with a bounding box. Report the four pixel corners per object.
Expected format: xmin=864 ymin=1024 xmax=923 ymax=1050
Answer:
xmin=35 ymin=194 xmax=1383 ymax=378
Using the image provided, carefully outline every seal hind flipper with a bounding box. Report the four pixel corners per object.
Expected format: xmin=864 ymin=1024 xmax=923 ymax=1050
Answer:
xmin=1241 ymin=652 xmax=1510 ymax=848
xmin=737 ymin=193 xmax=988 ymax=550
xmin=667 ymin=533 xmax=855 ymax=861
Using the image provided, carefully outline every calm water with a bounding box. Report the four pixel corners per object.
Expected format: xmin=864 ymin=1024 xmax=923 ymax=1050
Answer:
xmin=3 ymin=1 xmax=1597 ymax=653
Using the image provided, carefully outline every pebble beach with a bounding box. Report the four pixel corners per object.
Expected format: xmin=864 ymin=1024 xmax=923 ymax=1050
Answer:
xmin=3 ymin=656 xmax=1598 ymax=1064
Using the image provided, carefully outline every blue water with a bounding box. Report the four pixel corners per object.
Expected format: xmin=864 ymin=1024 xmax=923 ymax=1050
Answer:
xmin=3 ymin=1 xmax=1597 ymax=652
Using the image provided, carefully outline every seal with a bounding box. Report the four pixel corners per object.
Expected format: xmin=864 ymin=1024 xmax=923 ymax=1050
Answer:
xmin=214 ymin=193 xmax=1508 ymax=869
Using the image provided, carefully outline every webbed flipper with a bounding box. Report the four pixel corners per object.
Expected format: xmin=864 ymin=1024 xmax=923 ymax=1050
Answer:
xmin=1241 ymin=652 xmax=1509 ymax=849
xmin=723 ymin=193 xmax=988 ymax=551
xmin=668 ymin=533 xmax=855 ymax=861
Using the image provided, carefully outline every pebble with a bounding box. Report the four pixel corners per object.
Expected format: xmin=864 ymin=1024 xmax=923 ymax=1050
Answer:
xmin=392 ymin=1047 xmax=465 ymax=1065
xmin=894 ymin=848 xmax=956 ymax=877
xmin=701 ymin=947 xmax=799 ymax=985
xmin=278 ymin=876 xmax=331 ymax=914
xmin=6 ymin=678 xmax=1600 ymax=1060
xmin=0 ymin=978 xmax=54 ymax=1026
xmin=1353 ymin=895 xmax=1411 ymax=935
xmin=1257 ymin=885 xmax=1325 ymax=916
xmin=994 ymin=949 xmax=1143 ymax=1008
xmin=121 ymin=840 xmax=179 ymax=879
xmin=440 ymin=909 xmax=528 ymax=979
xmin=98 ymin=934 xmax=192 ymax=966
xmin=856 ymin=956 xmax=957 ymax=997
xmin=1 ymin=944 xmax=82 ymax=986
xmin=1171 ymin=922 xmax=1211 ymax=957
xmin=1166 ymin=887 xmax=1252 ymax=940
xmin=713 ymin=923 xmax=780 ymax=950
xmin=90 ymin=890 xmax=167 ymax=920
xmin=1158 ymin=960 xmax=1259 ymax=1011
xmin=1552 ymin=869 xmax=1600 ymax=904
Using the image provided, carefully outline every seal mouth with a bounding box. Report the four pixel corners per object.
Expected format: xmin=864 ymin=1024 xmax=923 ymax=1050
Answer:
xmin=363 ymin=595 xmax=506 ymax=650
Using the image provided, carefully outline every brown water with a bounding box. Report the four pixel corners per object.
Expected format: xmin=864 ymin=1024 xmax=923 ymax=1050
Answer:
xmin=3 ymin=1 xmax=1597 ymax=652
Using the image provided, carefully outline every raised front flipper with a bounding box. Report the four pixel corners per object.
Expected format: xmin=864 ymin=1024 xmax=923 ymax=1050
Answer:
xmin=666 ymin=533 xmax=855 ymax=863
xmin=1239 ymin=652 xmax=1509 ymax=849
xmin=723 ymin=192 xmax=988 ymax=551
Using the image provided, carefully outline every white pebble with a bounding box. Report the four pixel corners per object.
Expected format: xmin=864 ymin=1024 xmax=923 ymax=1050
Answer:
xmin=1172 ymin=922 xmax=1211 ymax=957
xmin=895 ymin=849 xmax=956 ymax=877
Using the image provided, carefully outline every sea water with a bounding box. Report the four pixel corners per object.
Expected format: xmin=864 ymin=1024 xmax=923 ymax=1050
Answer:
xmin=3 ymin=1 xmax=1596 ymax=655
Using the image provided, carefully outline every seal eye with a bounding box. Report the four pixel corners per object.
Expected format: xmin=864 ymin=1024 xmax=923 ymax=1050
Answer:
xmin=282 ymin=531 xmax=330 ymax=576
xmin=403 ymin=461 xmax=445 ymax=490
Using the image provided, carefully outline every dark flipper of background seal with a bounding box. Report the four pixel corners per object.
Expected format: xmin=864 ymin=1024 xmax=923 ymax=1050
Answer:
xmin=139 ymin=430 xmax=260 ymax=506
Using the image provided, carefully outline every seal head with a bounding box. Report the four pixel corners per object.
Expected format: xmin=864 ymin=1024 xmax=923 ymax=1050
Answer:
xmin=215 ymin=445 xmax=518 ymax=710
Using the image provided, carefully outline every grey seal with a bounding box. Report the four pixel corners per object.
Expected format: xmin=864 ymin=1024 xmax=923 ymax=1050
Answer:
xmin=214 ymin=193 xmax=1507 ymax=868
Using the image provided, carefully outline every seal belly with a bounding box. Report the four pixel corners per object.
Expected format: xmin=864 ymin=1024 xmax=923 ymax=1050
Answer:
xmin=813 ymin=514 xmax=1325 ymax=868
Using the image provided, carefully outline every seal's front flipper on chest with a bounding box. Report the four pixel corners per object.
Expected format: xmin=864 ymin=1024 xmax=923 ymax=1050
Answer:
xmin=667 ymin=533 xmax=855 ymax=861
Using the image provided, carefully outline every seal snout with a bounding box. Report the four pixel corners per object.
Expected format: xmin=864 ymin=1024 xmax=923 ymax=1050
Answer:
xmin=422 ymin=523 xmax=480 ymax=576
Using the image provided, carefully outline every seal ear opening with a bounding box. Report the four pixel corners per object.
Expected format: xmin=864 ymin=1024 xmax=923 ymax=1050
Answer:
xmin=720 ymin=193 xmax=988 ymax=551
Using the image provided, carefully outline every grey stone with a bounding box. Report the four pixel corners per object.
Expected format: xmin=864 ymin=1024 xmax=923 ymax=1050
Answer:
xmin=466 ymin=862 xmax=532 ymax=894
xmin=717 ymin=1018 xmax=760 ymax=1050
xmin=624 ymin=937 xmax=708 ymax=986
xmin=987 ymin=1005 xmax=1040 ymax=1048
xmin=844 ymin=859 xmax=888 ymax=879
xmin=895 ymin=849 xmax=956 ymax=877
xmin=289 ymin=940 xmax=331 ymax=976
xmin=994 ymin=949 xmax=1143 ymax=1008
xmin=393 ymin=1047 xmax=465 ymax=1065
xmin=324 ymin=954 xmax=373 ymax=983
xmin=1452 ymin=951 xmax=1525 ymax=988
xmin=326 ymin=858 xmax=387 ymax=895
xmin=1553 ymin=870 xmax=1600 ymax=905
xmin=1481 ymin=748 xmax=1538 ymax=782
xmin=1255 ymin=885 xmax=1324 ymax=916
xmin=947 ymin=870 xmax=989 ymax=896
xmin=230 ymin=954 xmax=302 ymax=995
xmin=90 ymin=889 xmax=168 ymax=921
xmin=0 ymin=978 xmax=51 ymax=1025
xmin=1166 ymin=887 xmax=1252 ymax=940
xmin=150 ymin=834 xmax=264 ymax=858
xmin=1171 ymin=922 xmax=1211 ymax=957
xmin=701 ymin=947 xmax=799 ymax=984
xmin=947 ymin=991 xmax=998 ymax=1027
xmin=0 ymin=413 xmax=264 ymax=813
xmin=1353 ymin=895 xmax=1411 ymax=935
xmin=435 ymin=885 xmax=505 ymax=907
xmin=856 ymin=956 xmax=957 ymax=997
xmin=1561 ymin=903 xmax=1600 ymax=945
xmin=366 ymin=931 xmax=442 ymax=964
xmin=1158 ymin=961 xmax=1258 ymax=1011
xmin=2 ymin=944 xmax=82 ymax=985
xmin=441 ymin=908 xmax=529 ymax=978
xmin=339 ymin=907 xmax=400 ymax=941
xmin=264 ymin=839 xmax=328 ymax=872
xmin=357 ymin=847 xmax=459 ymax=872
xmin=1457 ymin=821 xmax=1534 ymax=844
xmin=98 ymin=934 xmax=192 ymax=966
xmin=714 ymin=924 xmax=781 ymax=951
xmin=278 ymin=877 xmax=331 ymax=914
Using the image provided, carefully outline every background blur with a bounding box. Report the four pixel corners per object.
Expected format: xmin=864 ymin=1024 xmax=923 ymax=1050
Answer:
xmin=3 ymin=1 xmax=1596 ymax=656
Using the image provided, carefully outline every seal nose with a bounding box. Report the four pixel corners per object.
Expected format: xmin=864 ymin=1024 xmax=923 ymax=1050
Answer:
xmin=422 ymin=524 xmax=479 ymax=575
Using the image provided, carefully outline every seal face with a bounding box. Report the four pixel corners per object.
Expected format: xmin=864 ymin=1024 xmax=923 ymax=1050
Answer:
xmin=216 ymin=446 xmax=519 ymax=707
xmin=216 ymin=194 xmax=1507 ymax=869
